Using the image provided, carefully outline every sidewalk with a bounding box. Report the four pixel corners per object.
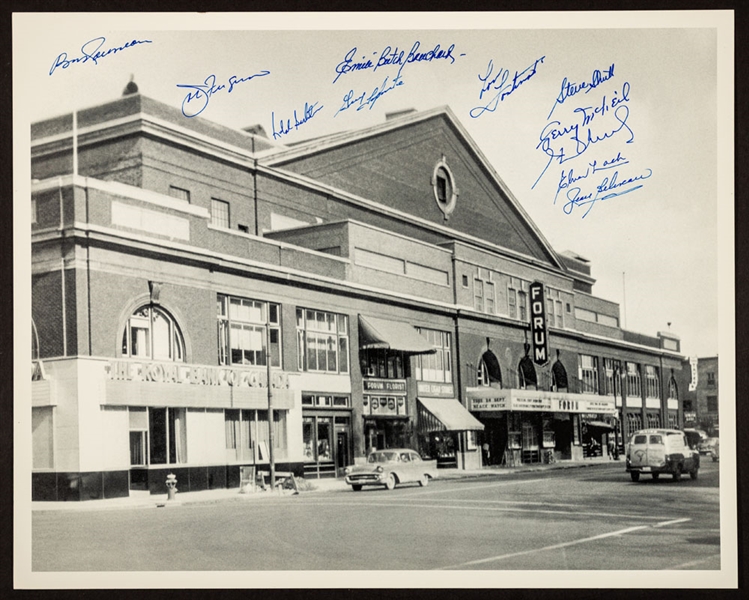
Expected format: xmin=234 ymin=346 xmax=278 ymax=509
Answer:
xmin=31 ymin=458 xmax=624 ymax=512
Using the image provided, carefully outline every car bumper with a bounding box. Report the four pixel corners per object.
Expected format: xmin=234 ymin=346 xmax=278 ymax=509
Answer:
xmin=345 ymin=474 xmax=385 ymax=486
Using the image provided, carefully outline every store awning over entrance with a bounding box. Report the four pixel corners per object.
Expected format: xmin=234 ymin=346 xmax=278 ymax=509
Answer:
xmin=585 ymin=420 xmax=615 ymax=431
xmin=418 ymin=398 xmax=485 ymax=432
xmin=358 ymin=315 xmax=436 ymax=355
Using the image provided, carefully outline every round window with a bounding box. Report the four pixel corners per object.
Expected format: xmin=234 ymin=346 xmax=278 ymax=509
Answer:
xmin=432 ymin=158 xmax=458 ymax=219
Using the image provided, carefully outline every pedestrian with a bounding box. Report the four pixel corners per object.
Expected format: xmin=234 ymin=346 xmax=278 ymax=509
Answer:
xmin=607 ymin=438 xmax=615 ymax=460
xmin=482 ymin=442 xmax=490 ymax=465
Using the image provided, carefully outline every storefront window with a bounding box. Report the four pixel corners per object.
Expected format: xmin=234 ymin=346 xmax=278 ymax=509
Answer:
xmin=217 ymin=295 xmax=280 ymax=367
xmin=122 ymin=305 xmax=185 ymax=361
xmin=148 ymin=407 xmax=187 ymax=465
xmin=414 ymin=328 xmax=452 ymax=383
xmin=296 ymin=308 xmax=349 ymax=373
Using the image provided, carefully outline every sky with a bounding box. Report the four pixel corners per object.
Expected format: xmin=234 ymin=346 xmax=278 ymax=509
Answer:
xmin=14 ymin=11 xmax=732 ymax=358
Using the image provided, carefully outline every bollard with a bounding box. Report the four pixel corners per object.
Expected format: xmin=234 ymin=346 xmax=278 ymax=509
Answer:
xmin=166 ymin=473 xmax=178 ymax=501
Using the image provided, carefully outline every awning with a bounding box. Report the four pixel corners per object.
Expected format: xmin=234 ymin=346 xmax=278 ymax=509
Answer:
xmin=358 ymin=315 xmax=436 ymax=355
xmin=418 ymin=398 xmax=485 ymax=432
xmin=585 ymin=420 xmax=615 ymax=431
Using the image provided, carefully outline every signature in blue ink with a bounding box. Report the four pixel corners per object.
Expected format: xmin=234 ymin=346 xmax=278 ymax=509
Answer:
xmin=469 ymin=56 xmax=545 ymax=119
xmin=177 ymin=71 xmax=270 ymax=118
xmin=333 ymin=41 xmax=462 ymax=84
xmin=532 ymin=82 xmax=633 ymax=189
xmin=562 ymin=167 xmax=652 ymax=218
xmin=547 ymin=64 xmax=615 ymax=119
xmin=271 ymin=101 xmax=324 ymax=140
xmin=49 ymin=37 xmax=152 ymax=76
xmin=553 ymin=152 xmax=629 ymax=204
xmin=335 ymin=75 xmax=405 ymax=117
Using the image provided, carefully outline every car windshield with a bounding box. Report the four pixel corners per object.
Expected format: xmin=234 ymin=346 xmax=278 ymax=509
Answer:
xmin=368 ymin=452 xmax=399 ymax=463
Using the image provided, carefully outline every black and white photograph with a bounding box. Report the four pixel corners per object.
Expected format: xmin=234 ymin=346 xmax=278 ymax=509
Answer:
xmin=13 ymin=10 xmax=736 ymax=589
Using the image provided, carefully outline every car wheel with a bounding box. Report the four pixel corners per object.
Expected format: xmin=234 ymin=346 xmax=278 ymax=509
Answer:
xmin=673 ymin=465 xmax=682 ymax=481
xmin=652 ymin=473 xmax=660 ymax=480
xmin=419 ymin=474 xmax=429 ymax=487
xmin=630 ymin=471 xmax=640 ymax=482
xmin=384 ymin=473 xmax=396 ymax=490
xmin=690 ymin=469 xmax=699 ymax=480
xmin=352 ymin=484 xmax=363 ymax=492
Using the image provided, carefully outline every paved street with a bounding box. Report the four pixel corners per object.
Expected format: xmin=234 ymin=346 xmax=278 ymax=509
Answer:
xmin=32 ymin=461 xmax=721 ymax=571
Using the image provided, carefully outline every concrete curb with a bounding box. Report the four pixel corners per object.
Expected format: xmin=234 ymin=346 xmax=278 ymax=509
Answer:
xmin=31 ymin=460 xmax=624 ymax=512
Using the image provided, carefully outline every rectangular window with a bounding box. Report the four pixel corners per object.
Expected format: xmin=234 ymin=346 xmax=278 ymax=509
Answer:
xmin=361 ymin=348 xmax=404 ymax=379
xmin=626 ymin=362 xmax=642 ymax=399
xmin=508 ymin=278 xmax=529 ymax=320
xmin=707 ymin=396 xmax=718 ymax=412
xmin=707 ymin=372 xmax=716 ymax=386
xmin=546 ymin=298 xmax=555 ymax=327
xmin=169 ymin=186 xmax=191 ymax=203
xmin=579 ymin=355 xmax=599 ymax=394
xmin=211 ymin=198 xmax=230 ymax=228
xmin=645 ymin=365 xmax=660 ymax=399
xmin=296 ymin=308 xmax=349 ymax=374
xmin=683 ymin=399 xmax=693 ymax=411
xmin=461 ymin=274 xmax=469 ymax=288
xmin=217 ymin=295 xmax=281 ymax=368
xmin=473 ymin=279 xmax=484 ymax=312
xmin=508 ymin=288 xmax=517 ymax=319
xmin=555 ymin=300 xmax=564 ymax=329
xmin=518 ymin=291 xmax=527 ymax=321
xmin=603 ymin=358 xmax=622 ymax=396
xmin=415 ymin=328 xmax=452 ymax=383
xmin=149 ymin=407 xmax=187 ymax=465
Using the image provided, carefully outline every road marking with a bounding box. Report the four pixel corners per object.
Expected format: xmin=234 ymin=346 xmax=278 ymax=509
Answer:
xmin=292 ymin=499 xmax=679 ymax=522
xmin=438 ymin=516 xmax=692 ymax=569
xmin=412 ymin=479 xmax=547 ymax=495
xmin=438 ymin=525 xmax=651 ymax=569
xmin=665 ymin=555 xmax=720 ymax=570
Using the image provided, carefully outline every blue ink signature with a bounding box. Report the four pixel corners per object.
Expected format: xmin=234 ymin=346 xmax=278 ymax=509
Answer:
xmin=271 ymin=102 xmax=324 ymax=140
xmin=532 ymin=82 xmax=633 ymax=189
xmin=177 ymin=71 xmax=271 ymax=118
xmin=333 ymin=41 xmax=463 ymax=84
xmin=49 ymin=37 xmax=152 ymax=76
xmin=553 ymin=152 xmax=629 ymax=204
xmin=562 ymin=167 xmax=653 ymax=218
xmin=547 ymin=64 xmax=615 ymax=119
xmin=469 ymin=56 xmax=545 ymax=119
xmin=335 ymin=75 xmax=405 ymax=117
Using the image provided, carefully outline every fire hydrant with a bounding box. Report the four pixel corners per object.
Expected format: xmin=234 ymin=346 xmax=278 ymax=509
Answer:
xmin=166 ymin=473 xmax=178 ymax=501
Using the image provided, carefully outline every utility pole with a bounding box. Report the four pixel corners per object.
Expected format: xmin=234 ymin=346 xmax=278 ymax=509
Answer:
xmin=266 ymin=319 xmax=275 ymax=490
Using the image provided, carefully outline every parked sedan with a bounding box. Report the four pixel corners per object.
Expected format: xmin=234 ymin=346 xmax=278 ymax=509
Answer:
xmin=344 ymin=449 xmax=438 ymax=491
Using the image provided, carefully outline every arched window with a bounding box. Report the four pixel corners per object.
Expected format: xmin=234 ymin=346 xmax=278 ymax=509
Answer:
xmin=122 ymin=305 xmax=185 ymax=361
xmin=518 ymin=344 xmax=537 ymax=389
xmin=668 ymin=377 xmax=678 ymax=400
xmin=552 ymin=359 xmax=568 ymax=391
xmin=477 ymin=350 xmax=502 ymax=387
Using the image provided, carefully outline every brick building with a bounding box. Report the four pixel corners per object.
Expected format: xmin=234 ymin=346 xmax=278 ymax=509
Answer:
xmin=31 ymin=89 xmax=686 ymax=500
xmin=679 ymin=356 xmax=720 ymax=436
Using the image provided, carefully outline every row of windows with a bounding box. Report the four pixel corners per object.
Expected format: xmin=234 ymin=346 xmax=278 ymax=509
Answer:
xmin=119 ymin=301 xmax=676 ymax=400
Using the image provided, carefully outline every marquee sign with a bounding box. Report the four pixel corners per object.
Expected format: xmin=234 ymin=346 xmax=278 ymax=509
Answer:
xmin=469 ymin=389 xmax=616 ymax=415
xmin=530 ymin=281 xmax=549 ymax=366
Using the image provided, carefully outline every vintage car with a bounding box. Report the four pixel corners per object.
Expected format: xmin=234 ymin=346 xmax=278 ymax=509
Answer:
xmin=344 ymin=449 xmax=438 ymax=491
xmin=626 ymin=428 xmax=700 ymax=482
xmin=698 ymin=437 xmax=719 ymax=456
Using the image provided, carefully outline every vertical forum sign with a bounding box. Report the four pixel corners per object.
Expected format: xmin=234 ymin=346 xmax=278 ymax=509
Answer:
xmin=530 ymin=281 xmax=549 ymax=366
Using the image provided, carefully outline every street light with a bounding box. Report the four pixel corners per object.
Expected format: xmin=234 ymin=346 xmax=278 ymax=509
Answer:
xmin=266 ymin=319 xmax=275 ymax=490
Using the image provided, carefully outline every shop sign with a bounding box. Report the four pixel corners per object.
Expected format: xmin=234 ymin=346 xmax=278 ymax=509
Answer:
xmin=105 ymin=360 xmax=290 ymax=389
xmin=684 ymin=411 xmax=697 ymax=422
xmin=470 ymin=397 xmax=509 ymax=411
xmin=363 ymin=378 xmax=407 ymax=394
xmin=512 ymin=396 xmax=552 ymax=411
xmin=417 ymin=381 xmax=454 ymax=397
xmin=530 ymin=281 xmax=549 ymax=366
xmin=688 ymin=356 xmax=698 ymax=391
xmin=367 ymin=395 xmax=406 ymax=416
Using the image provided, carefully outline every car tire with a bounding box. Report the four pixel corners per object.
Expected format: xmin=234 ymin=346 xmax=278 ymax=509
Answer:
xmin=352 ymin=484 xmax=363 ymax=492
xmin=690 ymin=469 xmax=699 ymax=480
xmin=652 ymin=473 xmax=660 ymax=480
xmin=419 ymin=474 xmax=429 ymax=487
xmin=630 ymin=471 xmax=640 ymax=482
xmin=385 ymin=473 xmax=396 ymax=490
xmin=673 ymin=465 xmax=682 ymax=481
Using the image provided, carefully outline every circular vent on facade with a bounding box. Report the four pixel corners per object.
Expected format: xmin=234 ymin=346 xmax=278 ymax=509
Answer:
xmin=431 ymin=156 xmax=458 ymax=220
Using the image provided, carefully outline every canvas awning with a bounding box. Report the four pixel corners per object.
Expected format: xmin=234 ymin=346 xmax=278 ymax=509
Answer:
xmin=358 ymin=315 xmax=436 ymax=355
xmin=418 ymin=398 xmax=485 ymax=432
xmin=584 ymin=420 xmax=615 ymax=431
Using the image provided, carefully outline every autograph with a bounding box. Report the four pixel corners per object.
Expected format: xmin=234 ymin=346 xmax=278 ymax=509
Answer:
xmin=547 ymin=64 xmax=616 ymax=119
xmin=333 ymin=41 xmax=463 ymax=84
xmin=562 ymin=167 xmax=653 ymax=218
xmin=470 ymin=56 xmax=545 ymax=119
xmin=554 ymin=151 xmax=629 ymax=204
xmin=271 ymin=102 xmax=324 ymax=140
xmin=177 ymin=71 xmax=271 ymax=118
xmin=49 ymin=36 xmax=152 ymax=76
xmin=532 ymin=81 xmax=633 ymax=189
xmin=335 ymin=75 xmax=405 ymax=117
